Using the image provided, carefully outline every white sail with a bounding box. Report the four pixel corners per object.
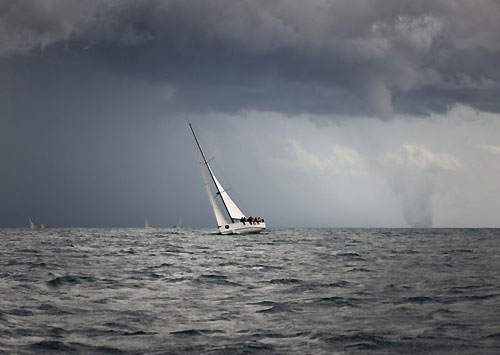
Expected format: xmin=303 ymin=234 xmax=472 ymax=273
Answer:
xmin=28 ymin=216 xmax=35 ymax=229
xmin=208 ymin=166 xmax=245 ymax=220
xmin=145 ymin=220 xmax=150 ymax=228
xmin=200 ymin=163 xmax=227 ymax=227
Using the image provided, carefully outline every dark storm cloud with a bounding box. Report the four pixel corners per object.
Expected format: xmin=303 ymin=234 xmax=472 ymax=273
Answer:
xmin=2 ymin=0 xmax=500 ymax=228
xmin=2 ymin=0 xmax=500 ymax=118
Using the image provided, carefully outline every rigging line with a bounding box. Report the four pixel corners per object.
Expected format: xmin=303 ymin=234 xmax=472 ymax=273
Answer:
xmin=189 ymin=123 xmax=232 ymax=218
xmin=195 ymin=144 xmax=230 ymax=217
xmin=195 ymin=126 xmax=250 ymax=216
xmin=189 ymin=122 xmax=250 ymax=217
xmin=205 ymin=157 xmax=247 ymax=217
xmin=198 ymin=137 xmax=249 ymax=216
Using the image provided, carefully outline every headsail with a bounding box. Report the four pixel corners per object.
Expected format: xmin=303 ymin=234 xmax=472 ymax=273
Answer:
xmin=209 ymin=167 xmax=245 ymax=220
xmin=200 ymin=163 xmax=228 ymax=227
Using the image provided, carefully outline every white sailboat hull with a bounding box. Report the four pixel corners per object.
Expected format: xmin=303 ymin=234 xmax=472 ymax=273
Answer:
xmin=218 ymin=221 xmax=266 ymax=235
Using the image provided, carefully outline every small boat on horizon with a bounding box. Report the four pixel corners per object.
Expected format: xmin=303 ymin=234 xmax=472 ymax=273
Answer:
xmin=189 ymin=123 xmax=266 ymax=235
xmin=28 ymin=216 xmax=35 ymax=229
xmin=173 ymin=218 xmax=182 ymax=229
xmin=28 ymin=216 xmax=48 ymax=229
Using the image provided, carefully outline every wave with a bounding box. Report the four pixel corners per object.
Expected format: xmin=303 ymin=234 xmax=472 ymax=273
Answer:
xmin=400 ymin=293 xmax=500 ymax=305
xmin=255 ymin=301 xmax=299 ymax=314
xmin=485 ymin=332 xmax=500 ymax=339
xmin=323 ymin=332 xmax=394 ymax=350
xmin=253 ymin=331 xmax=310 ymax=339
xmin=6 ymin=308 xmax=33 ymax=316
xmin=194 ymin=274 xmax=241 ymax=286
xmin=171 ymin=329 xmax=224 ymax=336
xmin=46 ymin=275 xmax=95 ymax=287
xmin=203 ymin=341 xmax=275 ymax=353
xmin=270 ymin=278 xmax=301 ymax=284
xmin=402 ymin=296 xmax=436 ymax=304
xmin=37 ymin=303 xmax=72 ymax=315
xmin=165 ymin=276 xmax=190 ymax=283
xmin=28 ymin=341 xmax=125 ymax=354
xmin=311 ymin=296 xmax=361 ymax=308
xmin=244 ymin=263 xmax=283 ymax=270
xmin=28 ymin=262 xmax=47 ymax=268
xmin=336 ymin=252 xmax=363 ymax=259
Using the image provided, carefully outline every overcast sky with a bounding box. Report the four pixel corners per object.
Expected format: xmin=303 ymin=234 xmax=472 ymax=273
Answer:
xmin=2 ymin=0 xmax=500 ymax=228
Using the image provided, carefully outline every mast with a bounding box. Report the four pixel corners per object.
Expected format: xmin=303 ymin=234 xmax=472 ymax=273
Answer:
xmin=189 ymin=123 xmax=233 ymax=219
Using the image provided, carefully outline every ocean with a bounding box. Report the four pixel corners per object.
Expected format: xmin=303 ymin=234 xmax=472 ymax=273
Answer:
xmin=1 ymin=228 xmax=499 ymax=354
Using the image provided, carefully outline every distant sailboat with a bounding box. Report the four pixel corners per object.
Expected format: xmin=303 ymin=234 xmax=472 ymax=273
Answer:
xmin=173 ymin=218 xmax=182 ymax=229
xmin=28 ymin=216 xmax=35 ymax=229
xmin=145 ymin=220 xmax=151 ymax=229
xmin=189 ymin=123 xmax=266 ymax=235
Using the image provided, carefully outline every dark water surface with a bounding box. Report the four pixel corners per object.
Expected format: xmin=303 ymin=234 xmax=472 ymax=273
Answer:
xmin=1 ymin=228 xmax=499 ymax=354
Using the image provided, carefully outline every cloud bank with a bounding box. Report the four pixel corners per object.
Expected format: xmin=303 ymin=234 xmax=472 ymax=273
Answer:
xmin=2 ymin=0 xmax=500 ymax=118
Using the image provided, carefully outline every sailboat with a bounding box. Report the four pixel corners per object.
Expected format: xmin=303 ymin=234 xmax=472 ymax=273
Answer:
xmin=145 ymin=220 xmax=151 ymax=229
xmin=190 ymin=123 xmax=266 ymax=235
xmin=173 ymin=218 xmax=182 ymax=229
xmin=28 ymin=216 xmax=35 ymax=229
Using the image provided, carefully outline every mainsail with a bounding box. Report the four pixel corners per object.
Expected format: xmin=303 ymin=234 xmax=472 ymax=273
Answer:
xmin=28 ymin=216 xmax=35 ymax=229
xmin=200 ymin=163 xmax=227 ymax=227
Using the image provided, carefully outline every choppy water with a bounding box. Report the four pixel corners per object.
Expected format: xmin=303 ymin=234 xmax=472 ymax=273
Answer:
xmin=1 ymin=228 xmax=499 ymax=354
